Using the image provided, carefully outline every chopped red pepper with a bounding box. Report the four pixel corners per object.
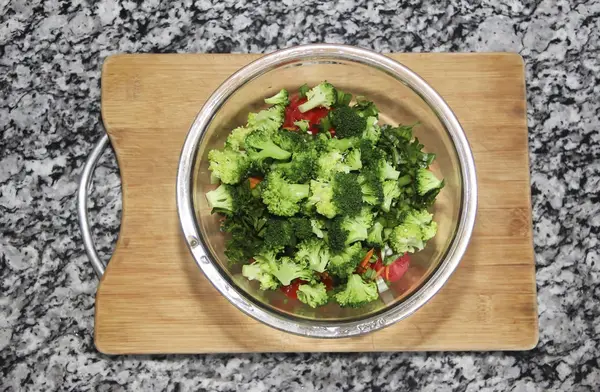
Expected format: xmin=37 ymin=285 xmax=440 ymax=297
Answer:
xmin=282 ymin=94 xmax=331 ymax=135
xmin=280 ymin=279 xmax=308 ymax=299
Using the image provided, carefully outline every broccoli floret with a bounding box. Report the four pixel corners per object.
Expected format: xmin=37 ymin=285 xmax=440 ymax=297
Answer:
xmin=367 ymin=221 xmax=385 ymax=247
xmin=273 ymin=148 xmax=316 ymax=183
xmin=315 ymin=149 xmax=349 ymax=180
xmin=298 ymin=82 xmax=337 ymax=112
xmin=295 ymin=238 xmax=330 ymax=273
xmin=261 ymin=171 xmax=310 ymax=217
xmin=311 ymin=219 xmax=325 ymax=238
xmin=416 ymin=168 xmax=444 ymax=196
xmin=298 ymin=83 xmax=310 ymax=98
xmin=363 ymin=116 xmax=381 ymax=143
xmin=247 ymin=105 xmax=285 ymax=132
xmin=242 ymin=262 xmax=280 ymax=290
xmin=374 ymin=157 xmax=401 ymax=181
xmin=308 ymin=173 xmax=362 ymax=219
xmin=359 ymin=139 xmax=385 ymax=166
xmin=382 ymin=180 xmax=402 ymax=212
xmin=294 ymin=120 xmax=310 ymax=133
xmin=225 ymin=126 xmax=253 ymax=151
xmin=388 ymin=223 xmax=425 ymax=254
xmin=329 ymin=208 xmax=373 ymax=250
xmin=263 ymin=219 xmax=295 ymax=249
xmin=332 ymin=172 xmax=363 ymax=216
xmin=358 ymin=172 xmax=384 ymax=206
xmin=307 ymin=180 xmax=336 ymax=218
xmin=264 ymin=89 xmax=289 ymax=106
xmin=403 ymin=209 xmax=437 ymax=242
xmin=325 ymin=137 xmax=358 ymax=151
xmin=353 ymin=97 xmax=379 ymax=118
xmin=273 ymin=129 xmax=307 ymax=153
xmin=207 ymin=148 xmax=250 ymax=185
xmin=340 ymin=207 xmax=374 ymax=244
xmin=290 ymin=217 xmax=313 ymax=241
xmin=421 ymin=220 xmax=437 ymax=241
xmin=344 ymin=148 xmax=362 ymax=171
xmin=205 ymin=183 xmax=236 ymax=215
xmin=404 ymin=209 xmax=433 ymax=226
xmin=328 ymin=243 xmax=363 ymax=278
xmin=271 ymin=257 xmax=313 ymax=286
xmin=330 ymin=106 xmax=367 ymax=139
xmin=297 ymin=282 xmax=329 ymax=308
xmin=246 ymin=129 xmax=292 ymax=162
xmin=334 ymin=274 xmax=379 ymax=308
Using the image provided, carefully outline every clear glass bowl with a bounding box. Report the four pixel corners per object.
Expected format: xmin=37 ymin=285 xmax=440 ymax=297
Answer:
xmin=177 ymin=44 xmax=477 ymax=337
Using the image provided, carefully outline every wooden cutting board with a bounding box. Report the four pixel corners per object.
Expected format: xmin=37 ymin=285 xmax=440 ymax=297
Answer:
xmin=96 ymin=53 xmax=538 ymax=354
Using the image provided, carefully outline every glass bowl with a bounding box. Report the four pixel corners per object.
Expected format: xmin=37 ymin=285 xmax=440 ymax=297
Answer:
xmin=176 ymin=44 xmax=477 ymax=338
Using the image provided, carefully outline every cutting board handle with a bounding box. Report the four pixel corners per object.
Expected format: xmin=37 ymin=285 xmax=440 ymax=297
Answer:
xmin=77 ymin=133 xmax=111 ymax=278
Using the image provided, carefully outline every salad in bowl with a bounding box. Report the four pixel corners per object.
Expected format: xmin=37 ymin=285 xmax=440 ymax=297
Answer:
xmin=204 ymin=81 xmax=444 ymax=310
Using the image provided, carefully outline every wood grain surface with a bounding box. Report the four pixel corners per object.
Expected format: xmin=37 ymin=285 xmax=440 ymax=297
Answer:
xmin=96 ymin=53 xmax=538 ymax=354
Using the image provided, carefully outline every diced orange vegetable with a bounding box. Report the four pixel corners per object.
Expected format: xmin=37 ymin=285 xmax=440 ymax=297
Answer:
xmin=249 ymin=177 xmax=262 ymax=189
xmin=359 ymin=248 xmax=374 ymax=270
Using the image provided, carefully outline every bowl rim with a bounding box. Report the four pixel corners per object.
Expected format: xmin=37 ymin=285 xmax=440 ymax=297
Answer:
xmin=176 ymin=43 xmax=477 ymax=338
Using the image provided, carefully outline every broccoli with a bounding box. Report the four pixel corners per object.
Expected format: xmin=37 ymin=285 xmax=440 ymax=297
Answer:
xmin=353 ymin=97 xmax=379 ymax=118
xmin=273 ymin=129 xmax=307 ymax=153
xmin=325 ymin=136 xmax=358 ymax=151
xmin=245 ymin=129 xmax=292 ymax=162
xmin=363 ymin=116 xmax=381 ymax=143
xmin=307 ymin=180 xmax=336 ymax=218
xmin=205 ymin=183 xmax=236 ymax=215
xmin=373 ymin=157 xmax=401 ymax=181
xmin=207 ymin=148 xmax=250 ymax=185
xmin=421 ymin=220 xmax=437 ymax=241
xmin=311 ymin=219 xmax=325 ymax=238
xmin=332 ymin=172 xmax=363 ymax=216
xmin=344 ymin=148 xmax=362 ymax=171
xmin=359 ymin=139 xmax=384 ymax=166
xmin=264 ymin=89 xmax=289 ymax=106
xmin=247 ymin=105 xmax=285 ymax=132
xmin=294 ymin=120 xmax=310 ymax=133
xmin=328 ymin=242 xmax=363 ymax=278
xmin=340 ymin=207 xmax=374 ymax=244
xmin=404 ymin=209 xmax=433 ymax=226
xmin=290 ymin=217 xmax=314 ymax=241
xmin=308 ymin=173 xmax=362 ymax=219
xmin=334 ymin=274 xmax=379 ymax=307
xmin=315 ymin=149 xmax=349 ymax=180
xmin=263 ymin=219 xmax=296 ymax=249
xmin=298 ymin=83 xmax=310 ymax=98
xmin=402 ymin=209 xmax=437 ymax=242
xmin=416 ymin=168 xmax=444 ymax=196
xmin=298 ymin=82 xmax=337 ymax=113
xmin=295 ymin=238 xmax=330 ymax=273
xmin=358 ymin=172 xmax=384 ymax=206
xmin=242 ymin=262 xmax=280 ymax=290
xmin=382 ymin=180 xmax=402 ymax=212
xmin=225 ymin=126 xmax=253 ymax=151
xmin=328 ymin=209 xmax=373 ymax=251
xmin=261 ymin=171 xmax=310 ymax=217
xmin=272 ymin=146 xmax=316 ymax=184
xmin=297 ymin=283 xmax=329 ymax=308
xmin=271 ymin=257 xmax=314 ymax=286
xmin=388 ymin=222 xmax=425 ymax=254
xmin=330 ymin=106 xmax=367 ymax=139
xmin=367 ymin=221 xmax=385 ymax=247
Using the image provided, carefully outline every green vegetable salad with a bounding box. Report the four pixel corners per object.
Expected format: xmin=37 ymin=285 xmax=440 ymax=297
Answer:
xmin=205 ymin=82 xmax=444 ymax=309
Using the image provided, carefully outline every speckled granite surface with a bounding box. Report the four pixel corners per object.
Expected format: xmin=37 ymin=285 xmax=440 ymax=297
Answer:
xmin=1 ymin=1 xmax=599 ymax=391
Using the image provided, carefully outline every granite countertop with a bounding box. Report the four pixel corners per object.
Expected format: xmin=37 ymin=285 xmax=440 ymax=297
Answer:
xmin=1 ymin=1 xmax=599 ymax=391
